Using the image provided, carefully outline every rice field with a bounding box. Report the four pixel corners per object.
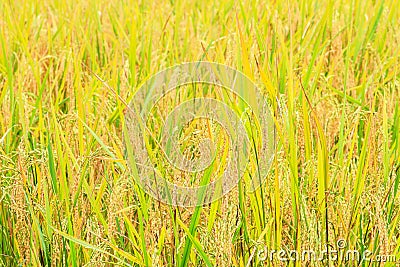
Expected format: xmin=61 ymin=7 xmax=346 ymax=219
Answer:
xmin=0 ymin=0 xmax=400 ymax=266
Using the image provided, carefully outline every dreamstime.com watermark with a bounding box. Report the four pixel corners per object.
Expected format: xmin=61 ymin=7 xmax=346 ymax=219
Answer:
xmin=254 ymin=239 xmax=397 ymax=263
xmin=123 ymin=62 xmax=275 ymax=207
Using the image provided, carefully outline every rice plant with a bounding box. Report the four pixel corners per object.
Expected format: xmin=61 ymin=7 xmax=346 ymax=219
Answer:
xmin=0 ymin=0 xmax=399 ymax=266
